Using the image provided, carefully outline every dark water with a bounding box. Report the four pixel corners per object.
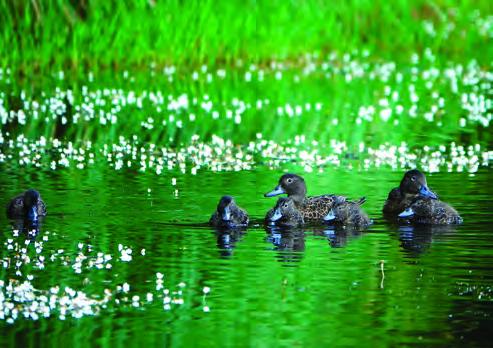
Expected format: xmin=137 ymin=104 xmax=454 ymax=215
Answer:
xmin=1 ymin=166 xmax=492 ymax=347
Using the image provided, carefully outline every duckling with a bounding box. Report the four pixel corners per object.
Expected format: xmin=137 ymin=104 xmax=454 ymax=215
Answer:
xmin=383 ymin=169 xmax=437 ymax=216
xmin=323 ymin=198 xmax=371 ymax=228
xmin=266 ymin=197 xmax=304 ymax=227
xmin=6 ymin=189 xmax=47 ymax=222
xmin=398 ymin=198 xmax=462 ymax=225
xmin=209 ymin=196 xmax=249 ymax=228
xmin=264 ymin=173 xmax=347 ymax=221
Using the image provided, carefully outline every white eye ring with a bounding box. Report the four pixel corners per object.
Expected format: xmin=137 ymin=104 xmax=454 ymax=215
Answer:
xmin=283 ymin=204 xmax=288 ymax=208
xmin=287 ymin=178 xmax=293 ymax=183
xmin=411 ymin=176 xmax=416 ymax=182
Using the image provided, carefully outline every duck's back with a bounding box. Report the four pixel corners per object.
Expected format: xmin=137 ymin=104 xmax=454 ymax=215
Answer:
xmin=301 ymin=195 xmax=346 ymax=220
xmin=6 ymin=194 xmax=47 ymax=219
xmin=347 ymin=203 xmax=371 ymax=227
xmin=210 ymin=206 xmax=248 ymax=227
xmin=411 ymin=200 xmax=462 ymax=225
xmin=232 ymin=206 xmax=249 ymax=226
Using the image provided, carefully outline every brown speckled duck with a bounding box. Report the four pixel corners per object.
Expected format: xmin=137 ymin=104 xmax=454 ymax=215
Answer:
xmin=265 ymin=197 xmax=304 ymax=227
xmin=264 ymin=173 xmax=347 ymax=222
xmin=398 ymin=198 xmax=462 ymax=225
xmin=209 ymin=196 xmax=249 ymax=228
xmin=383 ymin=169 xmax=437 ymax=217
xmin=6 ymin=189 xmax=47 ymax=222
xmin=323 ymin=198 xmax=371 ymax=228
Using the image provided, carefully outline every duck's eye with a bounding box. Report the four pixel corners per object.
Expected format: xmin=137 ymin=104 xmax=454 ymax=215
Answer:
xmin=286 ymin=178 xmax=293 ymax=184
xmin=411 ymin=176 xmax=416 ymax=182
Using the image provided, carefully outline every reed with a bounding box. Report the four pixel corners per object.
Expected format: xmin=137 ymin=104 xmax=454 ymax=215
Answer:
xmin=1 ymin=0 xmax=492 ymax=73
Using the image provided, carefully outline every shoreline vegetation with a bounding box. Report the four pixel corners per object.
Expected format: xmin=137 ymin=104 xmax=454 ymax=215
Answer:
xmin=0 ymin=0 xmax=491 ymax=167
xmin=1 ymin=1 xmax=492 ymax=73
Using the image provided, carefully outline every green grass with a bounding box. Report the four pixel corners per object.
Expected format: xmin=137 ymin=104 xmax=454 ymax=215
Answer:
xmin=0 ymin=1 xmax=492 ymax=151
xmin=1 ymin=0 xmax=492 ymax=73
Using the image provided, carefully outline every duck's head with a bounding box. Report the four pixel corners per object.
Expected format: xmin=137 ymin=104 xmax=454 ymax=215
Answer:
xmin=264 ymin=174 xmax=307 ymax=200
xmin=269 ymin=197 xmax=299 ymax=222
xmin=216 ymin=195 xmax=236 ymax=222
xmin=399 ymin=169 xmax=437 ymax=199
xmin=23 ymin=189 xmax=40 ymax=222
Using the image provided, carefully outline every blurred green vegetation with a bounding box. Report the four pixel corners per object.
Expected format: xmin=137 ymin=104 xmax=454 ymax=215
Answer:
xmin=1 ymin=0 xmax=492 ymax=73
xmin=0 ymin=1 xmax=492 ymax=150
xmin=1 ymin=64 xmax=491 ymax=149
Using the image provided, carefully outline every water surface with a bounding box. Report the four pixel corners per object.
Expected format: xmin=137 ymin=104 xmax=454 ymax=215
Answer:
xmin=1 ymin=167 xmax=492 ymax=346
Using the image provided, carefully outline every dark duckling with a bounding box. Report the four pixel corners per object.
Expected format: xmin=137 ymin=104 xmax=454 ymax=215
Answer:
xmin=323 ymin=198 xmax=371 ymax=228
xmin=209 ymin=196 xmax=249 ymax=228
xmin=266 ymin=197 xmax=304 ymax=227
xmin=383 ymin=169 xmax=437 ymax=216
xmin=264 ymin=173 xmax=347 ymax=221
xmin=6 ymin=189 xmax=47 ymax=222
xmin=398 ymin=198 xmax=462 ymax=225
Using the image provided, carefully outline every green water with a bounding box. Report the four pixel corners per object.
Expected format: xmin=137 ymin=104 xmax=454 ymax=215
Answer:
xmin=1 ymin=166 xmax=492 ymax=346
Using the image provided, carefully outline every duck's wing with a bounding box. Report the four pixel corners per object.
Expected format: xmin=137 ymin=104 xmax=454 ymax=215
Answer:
xmin=416 ymin=200 xmax=461 ymax=225
xmin=350 ymin=204 xmax=371 ymax=227
xmin=312 ymin=194 xmax=347 ymax=204
xmin=237 ymin=208 xmax=249 ymax=226
xmin=303 ymin=195 xmax=346 ymax=220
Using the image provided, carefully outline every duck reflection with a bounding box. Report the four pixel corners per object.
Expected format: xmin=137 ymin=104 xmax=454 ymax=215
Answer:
xmin=213 ymin=227 xmax=246 ymax=257
xmin=396 ymin=224 xmax=458 ymax=256
xmin=265 ymin=226 xmax=305 ymax=265
xmin=9 ymin=218 xmax=42 ymax=239
xmin=313 ymin=225 xmax=365 ymax=248
xmin=265 ymin=224 xmax=367 ymax=263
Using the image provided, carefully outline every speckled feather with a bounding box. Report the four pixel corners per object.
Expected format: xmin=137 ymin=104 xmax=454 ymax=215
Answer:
xmin=209 ymin=199 xmax=249 ymax=228
xmin=403 ymin=199 xmax=462 ymax=225
xmin=266 ymin=194 xmax=346 ymax=222
xmin=328 ymin=201 xmax=371 ymax=227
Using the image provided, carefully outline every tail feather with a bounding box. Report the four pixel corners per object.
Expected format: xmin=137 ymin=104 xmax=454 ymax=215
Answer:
xmin=355 ymin=197 xmax=366 ymax=206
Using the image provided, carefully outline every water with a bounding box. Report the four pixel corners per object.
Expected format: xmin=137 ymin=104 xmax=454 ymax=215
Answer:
xmin=1 ymin=166 xmax=492 ymax=346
